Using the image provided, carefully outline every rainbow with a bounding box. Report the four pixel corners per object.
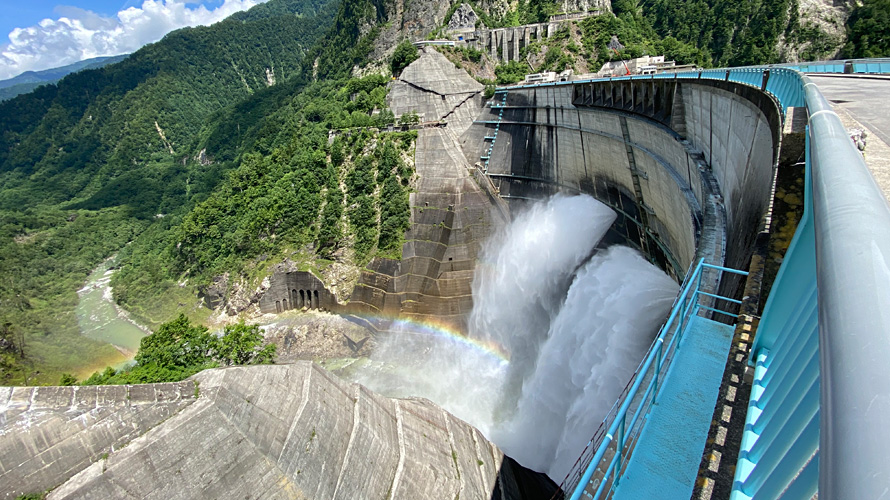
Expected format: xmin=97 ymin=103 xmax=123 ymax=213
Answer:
xmin=352 ymin=314 xmax=510 ymax=366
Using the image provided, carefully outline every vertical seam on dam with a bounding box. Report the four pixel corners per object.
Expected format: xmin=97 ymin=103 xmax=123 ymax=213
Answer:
xmin=390 ymin=401 xmax=406 ymax=498
xmin=619 ymin=115 xmax=652 ymax=256
xmin=331 ymin=385 xmax=361 ymax=499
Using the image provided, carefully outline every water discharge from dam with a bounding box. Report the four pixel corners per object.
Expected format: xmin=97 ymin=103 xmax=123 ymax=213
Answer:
xmin=350 ymin=194 xmax=678 ymax=481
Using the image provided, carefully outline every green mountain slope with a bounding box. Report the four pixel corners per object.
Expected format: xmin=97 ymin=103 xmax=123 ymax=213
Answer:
xmin=0 ymin=0 xmax=342 ymax=384
xmin=0 ymin=1 xmax=337 ymax=210
xmin=0 ymin=55 xmax=130 ymax=102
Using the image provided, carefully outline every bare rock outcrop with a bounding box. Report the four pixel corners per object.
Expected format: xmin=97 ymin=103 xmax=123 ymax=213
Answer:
xmin=263 ymin=311 xmax=374 ymax=360
xmin=778 ymin=0 xmax=856 ymax=61
xmin=448 ymin=3 xmax=481 ymax=30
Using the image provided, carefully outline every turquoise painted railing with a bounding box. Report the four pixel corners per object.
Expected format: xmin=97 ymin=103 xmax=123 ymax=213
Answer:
xmin=562 ymin=259 xmax=747 ymax=500
xmin=783 ymin=57 xmax=890 ymax=74
xmin=481 ymin=90 xmax=508 ymax=172
xmin=731 ymin=130 xmax=818 ymax=500
xmin=733 ymin=66 xmax=890 ymax=499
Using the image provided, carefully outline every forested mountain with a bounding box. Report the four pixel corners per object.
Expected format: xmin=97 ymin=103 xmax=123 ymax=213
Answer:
xmin=0 ymin=0 xmax=336 ymax=211
xmin=0 ymin=55 xmax=130 ymax=102
xmin=0 ymin=0 xmax=344 ymax=383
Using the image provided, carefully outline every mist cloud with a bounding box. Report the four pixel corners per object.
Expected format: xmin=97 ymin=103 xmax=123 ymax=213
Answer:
xmin=0 ymin=0 xmax=269 ymax=80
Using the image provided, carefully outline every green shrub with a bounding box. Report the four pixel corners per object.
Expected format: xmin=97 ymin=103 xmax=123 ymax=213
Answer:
xmin=82 ymin=315 xmax=276 ymax=385
xmin=391 ymin=40 xmax=420 ymax=76
xmin=494 ymin=61 xmax=528 ymax=85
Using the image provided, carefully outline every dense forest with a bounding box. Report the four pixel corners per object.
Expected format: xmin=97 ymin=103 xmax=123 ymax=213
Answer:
xmin=0 ymin=0 xmax=410 ymax=385
xmin=0 ymin=0 xmax=341 ymax=383
xmin=0 ymin=0 xmax=887 ymax=385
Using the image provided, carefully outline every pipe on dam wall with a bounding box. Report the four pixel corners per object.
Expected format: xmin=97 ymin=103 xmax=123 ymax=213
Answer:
xmin=462 ymin=78 xmax=781 ymax=284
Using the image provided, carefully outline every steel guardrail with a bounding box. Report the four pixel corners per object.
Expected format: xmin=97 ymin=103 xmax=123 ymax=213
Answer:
xmin=564 ymin=260 xmax=747 ymax=500
xmin=802 ymin=73 xmax=890 ymax=499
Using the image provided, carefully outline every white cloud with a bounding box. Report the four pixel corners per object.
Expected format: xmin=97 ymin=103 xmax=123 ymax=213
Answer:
xmin=0 ymin=0 xmax=269 ymax=80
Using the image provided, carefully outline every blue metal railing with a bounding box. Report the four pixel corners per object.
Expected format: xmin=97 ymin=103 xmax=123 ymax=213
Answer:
xmin=731 ymin=66 xmax=890 ymax=499
xmin=731 ymin=129 xmax=818 ymax=500
xmin=783 ymin=57 xmax=890 ymax=75
xmin=481 ymin=90 xmax=508 ymax=172
xmin=564 ymin=259 xmax=747 ymax=500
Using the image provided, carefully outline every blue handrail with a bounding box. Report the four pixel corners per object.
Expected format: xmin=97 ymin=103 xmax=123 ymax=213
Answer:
xmin=566 ymin=259 xmax=747 ymax=500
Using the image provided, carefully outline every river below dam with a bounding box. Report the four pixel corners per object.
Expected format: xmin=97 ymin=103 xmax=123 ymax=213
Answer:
xmin=75 ymin=258 xmax=148 ymax=359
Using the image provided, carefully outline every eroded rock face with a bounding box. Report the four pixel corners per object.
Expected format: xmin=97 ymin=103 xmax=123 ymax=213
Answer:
xmin=448 ymin=3 xmax=481 ymax=30
xmin=558 ymin=0 xmax=612 ymax=13
xmin=0 ymin=363 xmax=558 ymax=499
xmin=779 ymin=0 xmax=856 ymax=61
xmin=263 ymin=311 xmax=374 ymax=361
xmin=368 ymin=0 xmax=452 ymax=64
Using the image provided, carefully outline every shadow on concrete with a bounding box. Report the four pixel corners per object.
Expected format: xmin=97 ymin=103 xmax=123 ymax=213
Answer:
xmin=492 ymin=456 xmax=563 ymax=500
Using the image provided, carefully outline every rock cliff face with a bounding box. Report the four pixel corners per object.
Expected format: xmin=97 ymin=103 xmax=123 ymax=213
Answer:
xmin=555 ymin=0 xmax=612 ymax=13
xmin=367 ymin=0 xmax=453 ymax=65
xmin=1 ymin=363 xmax=557 ymax=499
xmin=449 ymin=4 xmax=482 ymax=30
xmin=778 ymin=0 xmax=857 ymax=61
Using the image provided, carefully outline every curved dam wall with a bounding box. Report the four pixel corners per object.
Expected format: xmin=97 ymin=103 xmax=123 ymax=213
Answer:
xmin=461 ymin=78 xmax=781 ymax=279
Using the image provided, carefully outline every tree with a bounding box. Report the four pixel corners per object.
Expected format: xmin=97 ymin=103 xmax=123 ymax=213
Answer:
xmin=391 ymin=40 xmax=419 ymax=76
xmin=844 ymin=0 xmax=890 ymax=58
xmin=215 ymin=322 xmax=276 ymax=366
xmin=398 ymin=111 xmax=420 ymax=125
xmin=135 ymin=313 xmax=216 ymax=368
xmin=494 ymin=61 xmax=527 ymax=85
xmin=82 ymin=315 xmax=277 ymax=385
xmin=59 ymin=373 xmax=78 ymax=386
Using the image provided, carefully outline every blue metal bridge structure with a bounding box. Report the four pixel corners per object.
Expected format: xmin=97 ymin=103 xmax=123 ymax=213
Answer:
xmin=493 ymin=59 xmax=890 ymax=500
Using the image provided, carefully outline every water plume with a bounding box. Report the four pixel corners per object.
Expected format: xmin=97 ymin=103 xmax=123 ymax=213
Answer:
xmin=348 ymin=194 xmax=678 ymax=481
xmin=490 ymin=245 xmax=678 ymax=478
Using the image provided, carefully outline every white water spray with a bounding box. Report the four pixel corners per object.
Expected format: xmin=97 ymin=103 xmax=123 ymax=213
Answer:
xmin=349 ymin=194 xmax=679 ymax=481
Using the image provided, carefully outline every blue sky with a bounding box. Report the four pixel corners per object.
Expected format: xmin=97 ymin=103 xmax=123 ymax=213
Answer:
xmin=0 ymin=0 xmax=264 ymax=80
xmin=2 ymin=1 xmax=139 ymax=43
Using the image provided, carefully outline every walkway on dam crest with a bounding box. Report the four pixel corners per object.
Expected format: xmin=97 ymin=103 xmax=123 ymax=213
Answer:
xmin=612 ymin=316 xmax=734 ymax=500
xmin=809 ymin=74 xmax=890 ymax=205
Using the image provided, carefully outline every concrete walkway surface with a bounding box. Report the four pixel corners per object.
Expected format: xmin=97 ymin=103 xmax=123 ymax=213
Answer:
xmin=613 ymin=316 xmax=734 ymax=500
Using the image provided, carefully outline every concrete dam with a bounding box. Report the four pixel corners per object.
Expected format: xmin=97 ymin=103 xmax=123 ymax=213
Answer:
xmin=461 ymin=77 xmax=780 ymax=282
xmin=5 ymin=51 xmax=890 ymax=499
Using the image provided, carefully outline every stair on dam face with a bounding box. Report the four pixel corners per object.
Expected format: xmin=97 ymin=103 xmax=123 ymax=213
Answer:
xmin=611 ymin=316 xmax=734 ymax=500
